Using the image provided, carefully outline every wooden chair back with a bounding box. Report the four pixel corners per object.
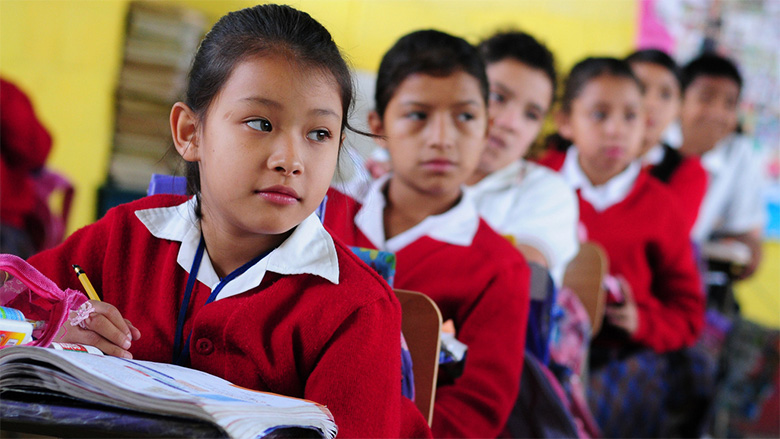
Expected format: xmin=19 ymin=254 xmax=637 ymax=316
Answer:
xmin=562 ymin=242 xmax=609 ymax=336
xmin=394 ymin=289 xmax=442 ymax=425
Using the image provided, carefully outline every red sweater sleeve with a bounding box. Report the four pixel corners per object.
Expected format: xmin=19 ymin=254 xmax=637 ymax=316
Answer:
xmin=428 ymin=232 xmax=530 ymax=438
xmin=667 ymin=157 xmax=708 ymax=234
xmin=631 ymin=195 xmax=705 ymax=352
xmin=304 ymin=293 xmax=406 ymax=437
xmin=533 ymin=148 xmax=566 ymax=171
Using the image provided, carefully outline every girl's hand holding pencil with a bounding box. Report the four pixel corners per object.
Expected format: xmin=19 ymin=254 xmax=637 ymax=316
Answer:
xmin=55 ymin=300 xmax=141 ymax=358
xmin=54 ymin=265 xmax=141 ymax=358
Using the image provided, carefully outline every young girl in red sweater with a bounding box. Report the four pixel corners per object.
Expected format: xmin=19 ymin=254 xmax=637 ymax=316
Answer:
xmin=539 ymin=57 xmax=706 ymax=437
xmin=19 ymin=5 xmax=430 ymax=438
xmin=324 ymin=30 xmax=530 ymax=438
xmin=625 ymin=49 xmax=708 ymax=233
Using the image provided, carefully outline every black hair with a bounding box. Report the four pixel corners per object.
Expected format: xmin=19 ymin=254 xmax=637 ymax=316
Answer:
xmin=478 ymin=30 xmax=557 ymax=103
xmin=680 ymin=53 xmax=743 ymax=93
xmin=625 ymin=48 xmax=682 ymax=88
xmin=559 ymin=57 xmax=642 ymax=114
xmin=182 ymin=4 xmax=357 ymax=210
xmin=374 ymin=29 xmax=489 ymax=119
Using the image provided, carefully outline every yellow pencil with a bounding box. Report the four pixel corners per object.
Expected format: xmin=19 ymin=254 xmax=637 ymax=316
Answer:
xmin=72 ymin=265 xmax=101 ymax=302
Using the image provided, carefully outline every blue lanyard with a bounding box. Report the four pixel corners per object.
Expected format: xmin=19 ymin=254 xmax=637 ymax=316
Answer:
xmin=172 ymin=235 xmax=271 ymax=366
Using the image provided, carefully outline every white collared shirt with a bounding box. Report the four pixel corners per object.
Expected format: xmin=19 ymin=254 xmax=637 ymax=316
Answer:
xmin=135 ymin=197 xmax=339 ymax=301
xmin=642 ymin=144 xmax=665 ymax=166
xmin=354 ymin=174 xmax=481 ymax=254
xmin=692 ymin=134 xmax=766 ymax=241
xmin=467 ymin=159 xmax=579 ymax=286
xmin=560 ymin=147 xmax=641 ymax=212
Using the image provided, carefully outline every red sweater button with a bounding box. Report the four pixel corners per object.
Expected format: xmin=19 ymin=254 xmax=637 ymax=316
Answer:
xmin=195 ymin=338 xmax=214 ymax=355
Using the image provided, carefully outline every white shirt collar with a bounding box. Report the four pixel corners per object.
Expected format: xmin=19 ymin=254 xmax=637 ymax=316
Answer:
xmin=700 ymin=135 xmax=732 ymax=176
xmin=468 ymin=160 xmax=526 ymax=192
xmin=642 ymin=143 xmax=665 ymax=166
xmin=135 ymin=197 xmax=339 ymax=301
xmin=355 ymin=174 xmax=481 ymax=254
xmin=561 ymin=147 xmax=640 ymax=212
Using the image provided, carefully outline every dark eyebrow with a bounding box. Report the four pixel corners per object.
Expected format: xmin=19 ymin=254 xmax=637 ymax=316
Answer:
xmin=491 ymin=81 xmax=515 ymax=98
xmin=241 ymin=97 xmax=282 ymax=109
xmin=242 ymin=97 xmax=339 ymax=120
xmin=528 ymin=102 xmax=545 ymax=114
xmin=400 ymin=100 xmax=482 ymax=108
xmin=309 ymin=108 xmax=340 ymax=120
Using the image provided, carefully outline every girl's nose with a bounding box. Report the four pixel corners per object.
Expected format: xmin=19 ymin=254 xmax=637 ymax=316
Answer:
xmin=267 ymin=136 xmax=303 ymax=176
xmin=493 ymin=104 xmax=522 ymax=134
xmin=605 ymin=115 xmax=629 ymax=138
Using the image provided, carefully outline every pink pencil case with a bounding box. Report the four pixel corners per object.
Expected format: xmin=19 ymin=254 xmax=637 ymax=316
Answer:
xmin=0 ymin=254 xmax=86 ymax=348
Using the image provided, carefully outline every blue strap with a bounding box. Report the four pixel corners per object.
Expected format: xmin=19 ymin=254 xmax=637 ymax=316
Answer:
xmin=173 ymin=235 xmax=271 ymax=366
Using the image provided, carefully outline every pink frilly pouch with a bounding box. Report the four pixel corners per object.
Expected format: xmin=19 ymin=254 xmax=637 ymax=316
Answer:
xmin=0 ymin=254 xmax=87 ymax=348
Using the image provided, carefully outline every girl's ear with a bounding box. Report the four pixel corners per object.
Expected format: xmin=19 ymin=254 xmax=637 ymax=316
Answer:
xmin=367 ymin=110 xmax=388 ymax=149
xmin=170 ymin=102 xmax=201 ymax=162
xmin=554 ymin=110 xmax=574 ymax=141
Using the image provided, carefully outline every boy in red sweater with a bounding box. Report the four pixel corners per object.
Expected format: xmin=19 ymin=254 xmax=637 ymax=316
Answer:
xmin=325 ymin=30 xmax=530 ymax=438
xmin=0 ymin=78 xmax=53 ymax=258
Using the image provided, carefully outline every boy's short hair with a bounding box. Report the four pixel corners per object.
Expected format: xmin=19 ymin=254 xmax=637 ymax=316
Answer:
xmin=680 ymin=53 xmax=743 ymax=93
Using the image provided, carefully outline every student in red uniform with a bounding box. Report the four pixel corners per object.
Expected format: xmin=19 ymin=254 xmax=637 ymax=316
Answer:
xmin=540 ymin=57 xmax=705 ymax=437
xmin=625 ymin=49 xmax=707 ymax=233
xmin=0 ymin=78 xmax=53 ymax=259
xmin=324 ymin=30 xmax=530 ymax=438
xmin=21 ymin=5 xmax=430 ymax=438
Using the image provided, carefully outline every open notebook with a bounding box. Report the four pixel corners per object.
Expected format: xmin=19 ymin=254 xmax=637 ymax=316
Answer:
xmin=0 ymin=345 xmax=336 ymax=439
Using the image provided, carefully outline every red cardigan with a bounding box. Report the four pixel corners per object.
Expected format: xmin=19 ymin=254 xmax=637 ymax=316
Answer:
xmin=28 ymin=195 xmax=431 ymax=438
xmin=324 ymin=188 xmax=530 ymax=438
xmin=539 ymin=152 xmax=705 ymax=352
xmin=0 ymin=78 xmax=52 ymax=229
xmin=650 ymin=151 xmax=708 ymax=234
xmin=538 ymin=147 xmax=708 ymax=233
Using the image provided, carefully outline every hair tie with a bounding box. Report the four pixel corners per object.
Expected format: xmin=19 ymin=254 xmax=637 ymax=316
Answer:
xmin=69 ymin=301 xmax=95 ymax=329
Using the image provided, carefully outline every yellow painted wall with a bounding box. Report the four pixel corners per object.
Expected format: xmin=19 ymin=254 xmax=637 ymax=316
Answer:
xmin=735 ymin=241 xmax=780 ymax=329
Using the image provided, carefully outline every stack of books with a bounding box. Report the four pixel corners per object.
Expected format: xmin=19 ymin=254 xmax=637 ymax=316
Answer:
xmin=108 ymin=1 xmax=206 ymax=191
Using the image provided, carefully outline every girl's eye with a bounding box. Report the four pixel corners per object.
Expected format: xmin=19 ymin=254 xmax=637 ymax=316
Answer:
xmin=625 ymin=112 xmax=638 ymax=121
xmin=457 ymin=112 xmax=475 ymax=122
xmin=660 ymin=88 xmax=673 ymax=100
xmin=591 ymin=110 xmax=607 ymax=121
xmin=489 ymin=91 xmax=505 ymax=103
xmin=306 ymin=129 xmax=332 ymax=142
xmin=406 ymin=111 xmax=427 ymax=121
xmin=247 ymin=118 xmax=273 ymax=132
xmin=525 ymin=110 xmax=541 ymax=121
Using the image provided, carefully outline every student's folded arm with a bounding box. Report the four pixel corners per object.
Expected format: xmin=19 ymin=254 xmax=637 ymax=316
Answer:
xmin=631 ymin=222 xmax=705 ymax=353
xmin=431 ymin=257 xmax=529 ymax=438
xmin=303 ymin=296 xmax=404 ymax=439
